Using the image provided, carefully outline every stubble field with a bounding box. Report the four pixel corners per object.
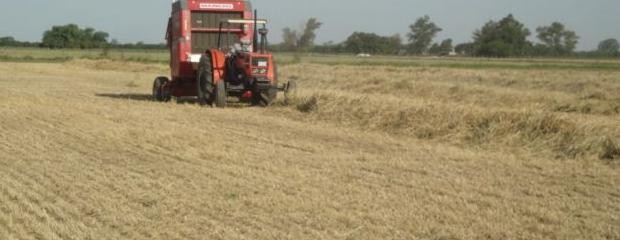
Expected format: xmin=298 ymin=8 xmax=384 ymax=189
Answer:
xmin=0 ymin=51 xmax=619 ymax=239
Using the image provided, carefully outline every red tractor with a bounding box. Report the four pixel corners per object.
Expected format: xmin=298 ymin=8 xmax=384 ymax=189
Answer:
xmin=153 ymin=0 xmax=295 ymax=107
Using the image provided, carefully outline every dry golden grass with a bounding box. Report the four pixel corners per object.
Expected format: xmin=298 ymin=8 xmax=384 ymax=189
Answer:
xmin=0 ymin=58 xmax=619 ymax=240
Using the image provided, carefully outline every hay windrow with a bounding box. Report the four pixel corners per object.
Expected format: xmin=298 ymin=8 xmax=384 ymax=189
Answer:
xmin=282 ymin=90 xmax=618 ymax=161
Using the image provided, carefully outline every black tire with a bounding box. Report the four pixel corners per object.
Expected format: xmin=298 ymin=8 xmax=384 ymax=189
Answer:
xmin=152 ymin=76 xmax=171 ymax=102
xmin=252 ymin=90 xmax=272 ymax=107
xmin=270 ymin=64 xmax=279 ymax=100
xmin=285 ymin=80 xmax=297 ymax=98
xmin=213 ymin=81 xmax=227 ymax=108
xmin=197 ymin=55 xmax=215 ymax=106
xmin=251 ymin=64 xmax=278 ymax=107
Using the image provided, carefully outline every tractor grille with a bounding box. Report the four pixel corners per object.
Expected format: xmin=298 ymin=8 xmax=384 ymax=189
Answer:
xmin=252 ymin=57 xmax=269 ymax=67
xmin=191 ymin=11 xmax=243 ymax=29
xmin=190 ymin=11 xmax=243 ymax=54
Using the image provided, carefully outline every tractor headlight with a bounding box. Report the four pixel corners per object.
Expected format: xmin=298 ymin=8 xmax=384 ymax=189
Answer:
xmin=252 ymin=68 xmax=268 ymax=75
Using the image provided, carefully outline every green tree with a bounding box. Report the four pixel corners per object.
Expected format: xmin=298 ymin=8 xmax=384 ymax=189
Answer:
xmin=281 ymin=27 xmax=298 ymax=51
xmin=428 ymin=39 xmax=453 ymax=56
xmin=473 ymin=14 xmax=531 ymax=57
xmin=536 ymin=22 xmax=579 ymax=56
xmin=0 ymin=36 xmax=17 ymax=46
xmin=407 ymin=15 xmax=442 ymax=55
xmin=312 ymin=41 xmax=344 ymax=53
xmin=93 ymin=31 xmax=110 ymax=46
xmin=297 ymin=18 xmax=323 ymax=51
xmin=438 ymin=38 xmax=453 ymax=55
xmin=83 ymin=27 xmax=95 ymax=47
xmin=598 ymin=38 xmax=619 ymax=55
xmin=280 ymin=18 xmax=322 ymax=52
xmin=42 ymin=24 xmax=109 ymax=49
xmin=455 ymin=42 xmax=475 ymax=56
xmin=0 ymin=36 xmax=38 ymax=47
xmin=428 ymin=43 xmax=441 ymax=55
xmin=343 ymin=32 xmax=402 ymax=54
xmin=387 ymin=34 xmax=403 ymax=54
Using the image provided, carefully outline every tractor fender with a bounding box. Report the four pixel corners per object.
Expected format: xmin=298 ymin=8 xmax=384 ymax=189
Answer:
xmin=207 ymin=49 xmax=226 ymax=84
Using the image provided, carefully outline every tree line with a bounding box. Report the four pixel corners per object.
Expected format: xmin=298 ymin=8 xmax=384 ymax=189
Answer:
xmin=1 ymin=19 xmax=619 ymax=58
xmin=0 ymin=36 xmax=40 ymax=48
xmin=0 ymin=24 xmax=165 ymax=50
xmin=276 ymin=15 xmax=620 ymax=58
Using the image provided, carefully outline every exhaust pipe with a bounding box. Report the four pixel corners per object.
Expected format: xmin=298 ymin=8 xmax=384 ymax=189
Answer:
xmin=253 ymin=10 xmax=258 ymax=53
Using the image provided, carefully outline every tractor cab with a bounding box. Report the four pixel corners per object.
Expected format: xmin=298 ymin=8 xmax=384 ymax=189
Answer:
xmin=215 ymin=18 xmax=276 ymax=90
xmin=216 ymin=19 xmax=268 ymax=53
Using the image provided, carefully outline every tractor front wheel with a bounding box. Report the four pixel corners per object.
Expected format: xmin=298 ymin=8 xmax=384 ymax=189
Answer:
xmin=252 ymin=91 xmax=272 ymax=107
xmin=197 ymin=55 xmax=215 ymax=106
xmin=214 ymin=81 xmax=227 ymax=108
xmin=251 ymin=82 xmax=277 ymax=107
xmin=152 ymin=76 xmax=171 ymax=102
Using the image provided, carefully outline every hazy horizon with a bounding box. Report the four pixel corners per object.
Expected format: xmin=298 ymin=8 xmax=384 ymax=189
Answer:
xmin=1 ymin=0 xmax=619 ymax=51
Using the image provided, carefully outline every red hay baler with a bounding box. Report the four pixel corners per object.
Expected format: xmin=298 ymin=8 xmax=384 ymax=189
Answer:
xmin=152 ymin=0 xmax=295 ymax=107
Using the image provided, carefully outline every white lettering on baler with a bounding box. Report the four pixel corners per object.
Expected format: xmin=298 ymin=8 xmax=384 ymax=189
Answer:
xmin=199 ymin=3 xmax=234 ymax=10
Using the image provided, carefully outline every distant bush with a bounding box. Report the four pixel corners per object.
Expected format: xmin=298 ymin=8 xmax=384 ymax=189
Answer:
xmin=0 ymin=36 xmax=39 ymax=47
xmin=108 ymin=42 xmax=166 ymax=50
xmin=42 ymin=24 xmax=109 ymax=49
xmin=342 ymin=32 xmax=402 ymax=55
xmin=473 ymin=14 xmax=532 ymax=57
xmin=0 ymin=54 xmax=73 ymax=63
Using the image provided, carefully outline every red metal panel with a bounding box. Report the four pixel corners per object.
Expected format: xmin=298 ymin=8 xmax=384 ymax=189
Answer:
xmin=170 ymin=0 xmax=252 ymax=79
xmin=186 ymin=1 xmax=254 ymax=50
xmin=209 ymin=50 xmax=227 ymax=84
xmin=242 ymin=2 xmax=254 ymax=50
xmin=249 ymin=54 xmax=275 ymax=84
xmin=170 ymin=10 xmax=182 ymax=78
xmin=179 ymin=9 xmax=195 ymax=79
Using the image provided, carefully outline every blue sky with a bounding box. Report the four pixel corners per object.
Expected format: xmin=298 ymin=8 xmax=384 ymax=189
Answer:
xmin=1 ymin=0 xmax=619 ymax=50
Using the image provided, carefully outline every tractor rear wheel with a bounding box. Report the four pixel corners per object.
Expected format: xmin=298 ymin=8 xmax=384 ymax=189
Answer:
xmin=213 ymin=81 xmax=227 ymax=108
xmin=152 ymin=76 xmax=171 ymax=102
xmin=251 ymin=81 xmax=276 ymax=107
xmin=197 ymin=55 xmax=215 ymax=106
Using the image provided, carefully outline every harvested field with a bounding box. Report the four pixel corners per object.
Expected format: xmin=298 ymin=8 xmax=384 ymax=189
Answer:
xmin=0 ymin=57 xmax=619 ymax=239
